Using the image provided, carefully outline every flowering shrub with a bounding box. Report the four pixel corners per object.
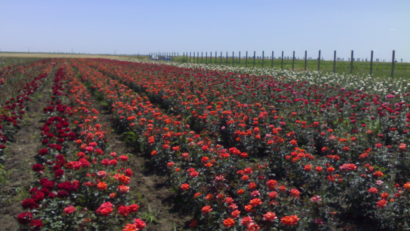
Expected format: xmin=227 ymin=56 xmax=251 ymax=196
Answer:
xmin=17 ymin=62 xmax=145 ymax=231
xmin=67 ymin=58 xmax=410 ymax=230
xmin=69 ymin=60 xmax=309 ymax=230
xmin=0 ymin=60 xmax=55 ymax=160
xmin=16 ymin=58 xmax=410 ymax=230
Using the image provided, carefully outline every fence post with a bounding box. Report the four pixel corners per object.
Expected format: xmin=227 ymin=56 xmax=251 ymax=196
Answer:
xmin=318 ymin=50 xmax=321 ymax=71
xmin=190 ymin=52 xmax=192 ymax=63
xmin=305 ymin=50 xmax=307 ymax=71
xmin=210 ymin=51 xmax=212 ymax=64
xmin=391 ymin=50 xmax=395 ymax=78
xmin=215 ymin=52 xmax=217 ymax=64
xmin=262 ymin=51 xmax=265 ymax=68
xmin=350 ymin=50 xmax=354 ymax=74
xmin=220 ymin=52 xmax=222 ymax=65
xmin=253 ymin=51 xmax=256 ymax=68
xmin=226 ymin=52 xmax=228 ymax=65
xmin=292 ymin=51 xmax=295 ymax=71
xmin=281 ymin=51 xmax=284 ymax=70
xmin=246 ymin=51 xmax=248 ymax=67
xmin=370 ymin=50 xmax=373 ymax=76
xmin=232 ymin=51 xmax=234 ymax=66
xmin=333 ymin=50 xmax=336 ymax=73
xmin=271 ymin=51 xmax=274 ymax=68
xmin=239 ymin=51 xmax=241 ymax=67
xmin=201 ymin=52 xmax=203 ymax=63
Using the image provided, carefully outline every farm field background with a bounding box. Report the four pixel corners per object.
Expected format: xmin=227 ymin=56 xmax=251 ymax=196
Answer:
xmin=1 ymin=57 xmax=410 ymax=231
xmin=3 ymin=53 xmax=410 ymax=80
xmin=171 ymin=55 xmax=410 ymax=79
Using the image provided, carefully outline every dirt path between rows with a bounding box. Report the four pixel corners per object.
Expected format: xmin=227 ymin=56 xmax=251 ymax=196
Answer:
xmin=0 ymin=73 xmax=55 ymax=231
xmin=87 ymin=93 xmax=191 ymax=231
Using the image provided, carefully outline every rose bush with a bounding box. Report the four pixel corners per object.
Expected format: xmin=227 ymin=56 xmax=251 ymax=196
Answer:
xmin=17 ymin=62 xmax=145 ymax=231
xmin=69 ymin=58 xmax=410 ymax=230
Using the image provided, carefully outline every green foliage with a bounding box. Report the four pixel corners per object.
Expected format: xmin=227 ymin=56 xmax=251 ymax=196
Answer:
xmin=139 ymin=204 xmax=161 ymax=223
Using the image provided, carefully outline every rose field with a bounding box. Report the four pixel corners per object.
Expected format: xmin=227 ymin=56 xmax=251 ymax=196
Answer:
xmin=2 ymin=57 xmax=410 ymax=231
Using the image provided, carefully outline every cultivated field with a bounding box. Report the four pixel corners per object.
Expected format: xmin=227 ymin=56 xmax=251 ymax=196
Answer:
xmin=1 ymin=57 xmax=410 ymax=231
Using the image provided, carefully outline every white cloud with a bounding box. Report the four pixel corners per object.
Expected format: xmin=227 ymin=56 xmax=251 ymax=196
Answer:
xmin=390 ymin=28 xmax=395 ymax=31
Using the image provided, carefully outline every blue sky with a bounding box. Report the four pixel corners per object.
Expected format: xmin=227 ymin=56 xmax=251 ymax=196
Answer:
xmin=1 ymin=0 xmax=409 ymax=61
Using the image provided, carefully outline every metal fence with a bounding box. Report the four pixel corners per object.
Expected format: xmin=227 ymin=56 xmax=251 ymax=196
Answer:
xmin=149 ymin=50 xmax=399 ymax=78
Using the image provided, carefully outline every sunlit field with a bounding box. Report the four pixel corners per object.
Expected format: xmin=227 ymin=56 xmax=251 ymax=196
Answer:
xmin=2 ymin=56 xmax=410 ymax=230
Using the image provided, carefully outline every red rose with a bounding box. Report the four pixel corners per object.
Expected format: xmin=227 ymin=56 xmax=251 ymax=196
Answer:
xmin=22 ymin=199 xmax=38 ymax=209
xmin=17 ymin=212 xmax=32 ymax=224
xmin=30 ymin=219 xmax=43 ymax=230
xmin=134 ymin=218 xmax=146 ymax=229
xmin=63 ymin=205 xmax=76 ymax=214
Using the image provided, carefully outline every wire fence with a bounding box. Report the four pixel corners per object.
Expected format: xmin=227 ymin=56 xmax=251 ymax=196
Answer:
xmin=146 ymin=50 xmax=410 ymax=79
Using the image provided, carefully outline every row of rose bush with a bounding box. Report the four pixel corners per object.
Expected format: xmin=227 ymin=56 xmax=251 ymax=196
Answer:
xmin=123 ymin=57 xmax=408 ymax=96
xmin=0 ymin=60 xmax=55 ymax=159
xmin=0 ymin=59 xmax=52 ymax=98
xmin=87 ymin=59 xmax=410 ymax=187
xmin=0 ymin=58 xmax=44 ymax=88
xmin=77 ymin=58 xmax=410 ymax=230
xmin=88 ymin=59 xmax=409 ymax=166
xmin=72 ymin=59 xmax=327 ymax=230
xmin=18 ymin=61 xmax=145 ymax=231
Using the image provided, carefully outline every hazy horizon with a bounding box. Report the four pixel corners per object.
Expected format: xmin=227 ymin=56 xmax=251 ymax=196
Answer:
xmin=1 ymin=0 xmax=409 ymax=61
